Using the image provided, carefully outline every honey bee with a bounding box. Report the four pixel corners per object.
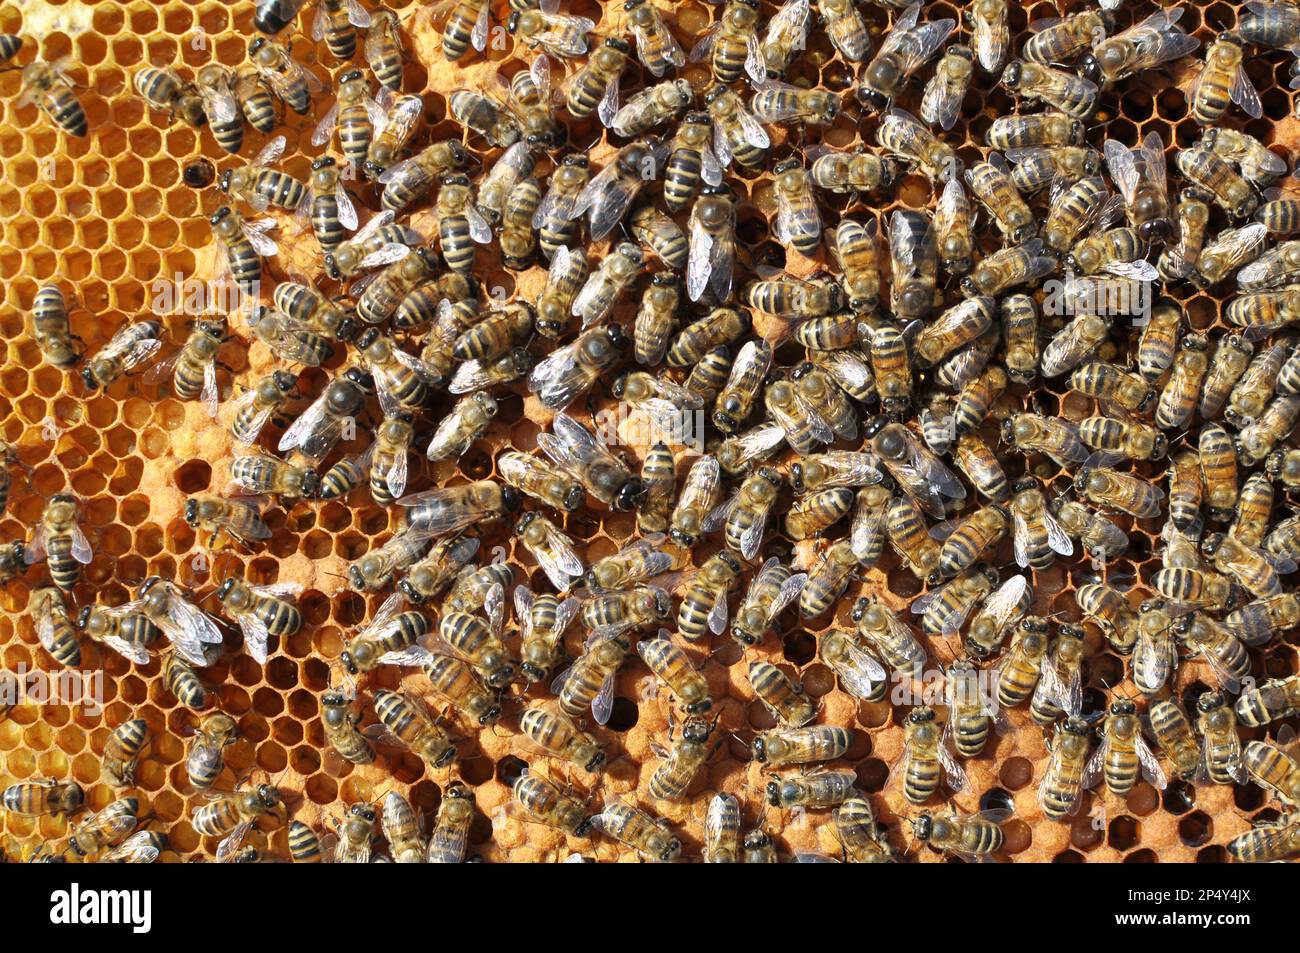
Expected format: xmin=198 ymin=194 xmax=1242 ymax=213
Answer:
xmin=966 ymin=241 xmax=1059 ymax=302
xmin=1204 ymin=532 xmax=1293 ymax=599
xmin=758 ymin=0 xmax=812 ymax=76
xmin=247 ymin=36 xmax=319 ymax=114
xmin=701 ymin=793 xmax=741 ymax=863
xmin=136 ymin=575 xmax=225 ymax=669
xmin=715 ymin=422 xmax=786 ymax=474
xmin=566 ymin=36 xmax=630 ymax=124
xmin=370 ymin=688 xmax=457 ymax=770
xmin=50 ymin=797 xmax=139 ymax=861
xmin=1023 ymin=9 xmax=1108 ymax=65
xmin=786 ymin=486 xmax=856 ymax=541
xmin=1145 ymin=699 xmax=1202 ymax=780
xmin=986 ymin=111 xmax=1084 ymax=148
xmin=30 ymin=284 xmax=80 ymax=369
xmin=1083 ymin=698 xmax=1165 ymax=795
xmin=620 ymin=0 xmax=685 ymax=77
xmin=101 ymin=830 xmax=166 ymax=864
xmin=80 ymin=320 xmax=162 ymax=391
xmin=134 ymin=66 xmax=206 ymax=128
xmin=705 ymin=86 xmax=770 ymax=171
xmin=867 ymin=418 xmax=966 ymax=519
xmin=521 ymin=702 xmax=605 ymax=773
xmin=690 ymin=0 xmax=766 ymax=85
xmin=377 ymin=792 xmax=426 ymax=864
xmin=1074 ymin=452 xmax=1165 ymax=519
xmin=1237 ymin=674 xmax=1300 ymax=726
xmin=1228 ymin=815 xmax=1300 ymax=863
xmin=801 ymin=540 xmax=863 ymax=618
xmin=321 ymin=682 xmax=375 ymax=765
xmin=853 ymin=595 xmax=926 ymax=676
xmin=1202 ymin=128 xmax=1287 ymax=193
xmin=730 ymin=557 xmax=807 ymax=647
xmin=571 ymin=243 xmax=644 ymax=329
xmin=887 ymin=209 xmax=939 ymax=320
xmin=1179 ymin=145 xmax=1258 ymax=220
xmin=1191 ymin=32 xmax=1261 ymax=126
xmin=20 ymin=59 xmax=87 ymax=137
xmin=215 ymin=578 xmax=301 ymax=664
xmin=528 ymin=250 xmax=586 ymax=342
xmin=920 ymin=44 xmax=974 ymax=131
xmin=943 ymin=659 xmax=993 ymax=758
xmin=914 ymin=564 xmax=998 ymax=636
xmin=1038 ymin=716 xmax=1092 ymax=819
xmin=877 ymin=106 xmax=961 ymax=183
xmin=514 ymin=586 xmax=580 ymax=683
xmin=31 ymin=586 xmax=80 ymax=668
xmin=424 ymin=782 xmax=474 ymax=864
xmin=1080 ymin=8 xmax=1200 ymax=87
xmin=1001 ymin=59 xmax=1098 ymax=118
xmin=535 ymin=412 xmax=643 ymax=510
xmin=185 ymin=712 xmax=237 ymax=791
xmin=663 ymin=113 xmax=722 ymax=214
xmin=856 ymin=5 xmax=956 ymax=111
xmin=885 ymin=492 xmax=942 ymax=583
xmin=582 ymin=585 xmax=672 ymax=639
xmin=612 ymin=79 xmax=692 ymax=141
xmin=24 ymin=494 xmax=92 ymax=591
xmin=914 ymin=806 xmax=1007 ymax=860
xmin=339 ymin=590 xmax=434 ymax=675
xmin=1001 ymin=412 xmax=1086 ymax=469
xmin=897 ymin=706 xmax=966 ymax=804
xmin=530 ymin=323 xmax=633 ymax=412
xmin=637 ymin=443 xmax=676 ymax=535
xmin=1004 ymin=479 xmax=1072 ymax=570
xmin=679 ymin=551 xmax=744 ymax=641
xmin=1103 ymin=132 xmax=1174 ymax=244
xmin=648 ymin=714 xmax=719 ymax=801
xmin=637 ymin=635 xmax=712 ymax=715
xmin=193 ymin=781 xmax=284 ymax=861
xmin=515 ymin=511 xmax=582 ymax=592
xmin=963 ymin=574 xmax=1031 ymax=659
xmin=594 ymin=799 xmax=681 ymax=861
xmin=511 ymin=771 xmax=593 ymax=838
xmin=679 ymin=186 xmax=737 ymax=304
xmin=934 ymin=504 xmax=1008 ymax=579
xmin=749 ymin=660 xmax=815 ymax=727
xmin=1242 ymin=737 xmax=1300 ymax=804
xmin=96 ymin=715 xmax=149 ymax=790
xmin=767 ymin=768 xmax=859 ymax=809
xmin=700 ymin=466 xmax=779 ymax=561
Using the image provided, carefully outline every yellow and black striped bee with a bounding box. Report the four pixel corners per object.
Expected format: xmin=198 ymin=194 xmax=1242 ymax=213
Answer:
xmin=1192 ymin=32 xmax=1261 ymax=125
xmin=624 ymin=0 xmax=686 ymax=76
xmin=691 ymin=0 xmax=766 ymax=85
xmin=2 ymin=778 xmax=84 ymax=817
xmin=685 ymin=186 xmax=736 ymax=303
xmin=1228 ymin=815 xmax=1300 ymax=863
xmin=215 ymin=577 xmax=302 ymax=664
xmin=898 ymin=706 xmax=966 ymax=804
xmin=703 ymin=793 xmax=741 ymax=863
xmin=855 ymin=5 xmax=955 ymax=111
xmin=521 ymin=701 xmax=606 ymax=773
xmin=595 ymin=800 xmax=681 ymax=861
xmin=648 ymin=714 xmax=719 ymax=801
xmin=512 ymin=772 xmax=594 ymax=837
xmin=19 ymin=59 xmax=87 ymax=137
xmin=185 ymin=712 xmax=237 ymax=791
xmin=25 ymin=494 xmax=92 ymax=591
xmin=321 ymin=683 xmax=375 ymax=765
xmin=1001 ymin=58 xmax=1098 ymax=118
xmin=98 ymin=716 xmax=150 ymax=789
xmin=749 ymin=659 xmax=816 ymax=727
xmin=767 ymin=768 xmax=859 ymax=809
xmin=1086 ymin=699 xmax=1165 ymax=795
xmin=313 ymin=69 xmax=378 ymax=168
xmin=529 ymin=327 xmax=634 ymax=414
xmin=1039 ymin=716 xmax=1092 ymax=819
xmin=1178 ymin=144 xmax=1258 ymax=219
xmin=637 ymin=635 xmax=711 ymax=715
xmin=706 ymin=85 xmax=770 ymax=169
xmin=914 ymin=807 xmax=1007 ymax=860
xmin=1024 ymin=9 xmax=1109 ymax=65
xmin=134 ymin=66 xmax=206 ymax=128
xmin=664 ymin=112 xmax=721 ymax=213
xmin=920 ymin=44 xmax=974 ymax=131
xmin=679 ymin=551 xmax=744 ymax=641
xmin=81 ymin=320 xmax=163 ymax=391
xmin=566 ymin=36 xmax=630 ymax=123
xmin=913 ymin=563 xmax=998 ymax=636
xmin=248 ymin=36 xmax=320 ymax=114
xmin=32 ymin=284 xmax=81 ymax=368
xmin=192 ymin=780 xmax=284 ymax=861
xmin=363 ymin=8 xmax=405 ymax=90
xmin=964 ymin=575 xmax=1031 ymax=659
xmin=31 ymin=586 xmax=80 ymax=668
xmin=965 ymin=153 xmax=1036 ymax=243
xmin=885 ymin=492 xmax=942 ymax=583
xmin=371 ymin=689 xmax=457 ymax=770
xmin=888 ymin=208 xmax=939 ymax=320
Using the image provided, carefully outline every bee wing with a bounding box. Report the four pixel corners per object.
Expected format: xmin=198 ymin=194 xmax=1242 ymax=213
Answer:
xmin=879 ymin=2 xmax=921 ymax=55
xmin=773 ymin=571 xmax=809 ymax=618
xmin=591 ymin=671 xmax=616 ymax=726
xmin=576 ymin=165 xmax=636 ymax=241
xmin=1138 ymin=131 xmax=1168 ymax=199
xmin=200 ymin=361 xmax=220 ymax=420
xmin=712 ymin=119 xmax=732 ymax=169
xmin=1136 ymin=734 xmax=1168 ymax=790
xmin=532 ymin=525 xmax=584 ymax=591
xmin=1082 ymin=737 xmax=1108 ymax=790
xmin=358 ymin=242 xmax=411 ymax=270
xmin=465 ymin=206 xmax=493 ymax=244
xmin=334 ymin=185 xmax=359 ymax=231
xmin=385 ymin=445 xmax=409 ymax=500
xmin=687 ymin=214 xmax=717 ymax=303
xmin=597 ymin=74 xmax=620 ymax=128
xmin=1227 ymin=61 xmax=1264 ymax=119
xmin=851 ymin=495 xmax=886 ymax=562
xmin=1103 ymin=139 xmax=1139 ymax=205
xmin=1134 ymin=630 xmax=1172 ymax=690
xmin=353 ymin=208 xmax=395 ymax=243
xmin=972 ymin=7 xmax=1006 ymax=72
xmin=98 ymin=634 xmax=151 ymax=665
xmin=739 ymin=107 xmax=771 ymax=150
xmin=1044 ymin=507 xmax=1075 ymax=557
xmin=832 ymin=640 xmax=887 ymax=698
xmin=705 ymin=793 xmax=738 ymax=847
xmin=123 ymin=338 xmax=164 ymax=374
xmin=707 ymin=587 xmax=730 ymax=635
xmin=69 ymin=523 xmax=94 ymax=564
xmin=235 ymin=610 xmax=269 ymax=666
xmin=938 ymin=741 xmax=968 ymax=792
xmin=471 ymin=0 xmax=490 ymax=52
xmin=1011 ymin=509 xmax=1032 ymax=569
xmin=697 ymin=141 xmax=723 ymax=187
xmin=255 ymin=134 xmax=287 ymax=167
xmin=688 ymin=24 xmax=719 ymax=63
xmin=744 ymin=31 xmax=767 ymax=85
xmin=215 ymin=821 xmax=254 ymax=864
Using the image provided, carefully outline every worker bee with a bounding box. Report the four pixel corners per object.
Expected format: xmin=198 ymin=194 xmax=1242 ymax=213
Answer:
xmin=417 ymin=650 xmax=502 ymax=727
xmin=1179 ymin=145 xmax=1258 ymax=219
xmin=498 ymin=451 xmax=584 ymax=513
xmin=1050 ymin=499 xmax=1127 ymax=564
xmin=637 ymin=636 xmax=711 ymax=714
xmin=1196 ymin=422 xmax=1239 ymax=520
xmin=1023 ymin=9 xmax=1108 ymax=65
xmin=913 ymin=563 xmax=998 ymax=636
xmin=749 ymin=659 xmax=816 ymax=727
xmin=80 ymin=320 xmax=162 ymax=391
xmin=1000 ymin=59 xmax=1098 ymax=118
xmin=370 ymin=689 xmax=456 ymax=771
xmin=320 ymin=682 xmax=375 ymax=765
xmin=49 ymin=797 xmax=140 ymax=861
xmin=530 ymin=325 xmax=633 ymax=413
xmin=192 ymin=780 xmax=284 ymax=861
xmin=715 ymin=422 xmax=786 ymax=474
xmin=861 ymin=322 xmax=913 ymax=415
xmin=963 ymin=574 xmax=1031 ymax=659
xmin=853 ymin=595 xmax=926 ymax=677
xmin=867 ymin=418 xmax=966 ymax=519
xmin=136 ymin=575 xmax=224 ymax=668
xmin=993 ymin=614 xmax=1050 ymax=710
xmin=1201 ymin=128 xmax=1286 ymax=193
xmin=19 ymin=59 xmax=87 ymax=137
xmin=934 ymin=504 xmax=1008 ymax=579
xmin=950 ymin=364 xmax=1006 ymax=437
xmin=1080 ymin=8 xmax=1200 ymax=87
xmin=582 ymin=585 xmax=672 ymax=639
xmin=521 ymin=702 xmax=606 ymax=773
xmin=800 ymin=541 xmax=863 ymax=618
xmin=515 ymin=510 xmax=583 ymax=592
xmin=425 ymin=393 xmax=495 ymax=466
xmin=751 ymin=81 xmax=839 ymax=128
xmin=134 ymin=66 xmax=206 ymax=128
xmin=785 ymin=486 xmax=855 ymax=541
xmin=877 ymin=106 xmax=961 ymax=183
xmin=210 ymin=206 xmax=279 ymax=294
xmin=1030 ymin=623 xmax=1087 ymax=724
xmin=913 ymin=806 xmax=1007 ymax=860
xmin=31 ymin=586 xmax=80 ymax=668
xmin=769 ymin=158 xmax=823 ymax=258
xmin=943 ymin=658 xmax=994 ymax=758
xmin=767 ymin=768 xmax=859 ymax=809
xmin=986 ymin=111 xmax=1084 ymax=148
xmin=919 ymin=44 xmax=974 ymax=131
xmin=1243 ymin=737 xmax=1300 ymax=804
xmin=1103 ymin=132 xmax=1173 ymax=244
xmin=310 ymin=69 xmax=378 ymax=168
xmin=338 ymin=588 xmax=434 ymax=676
xmin=730 ymin=557 xmax=807 ymax=647
xmin=573 ymin=243 xmax=645 ymax=329
xmin=660 ymin=114 xmax=722 ymax=215
xmin=706 ymin=85 xmax=770 ymax=170
xmin=509 ymin=586 xmax=578 ymax=685
xmin=1236 ymin=674 xmax=1300 ymax=727
xmin=1071 ymin=362 xmax=1154 ymax=417
xmin=887 ymin=209 xmax=939 ymax=321
xmin=611 ymin=79 xmax=692 ymax=140
xmin=448 ymin=85 xmax=521 ymax=151
xmin=247 ymin=36 xmax=319 ymax=114
xmin=952 ymin=432 xmax=1009 ymax=503
xmin=1039 ymin=716 xmax=1092 ymax=819
xmin=100 ymin=830 xmax=166 ymax=864
xmin=885 ymin=492 xmax=942 ymax=582
xmin=1002 ymin=413 xmax=1088 ymax=469
xmin=566 ymin=36 xmax=630 ymax=124
xmin=1074 ymin=452 xmax=1165 ymax=519
xmin=699 ymin=793 xmax=742 ymax=863
xmin=679 ymin=551 xmax=744 ymax=641
xmin=146 ymin=318 xmax=229 ymax=418
xmin=617 ymin=0 xmax=686 ymax=77
xmin=648 ymin=714 xmax=719 ymax=801
xmin=1146 ymin=698 xmax=1202 ymax=780
xmin=185 ymin=712 xmax=237 ymax=791
xmin=1228 ymin=814 xmax=1300 ymax=863
xmin=509 ymin=770 xmax=594 ymax=838
xmin=682 ymin=186 xmax=736 ymax=304
xmin=1007 ymin=479 xmax=1074 ymax=570
xmin=592 ymin=799 xmax=680 ymax=862
xmin=689 ymin=0 xmax=765 ymax=85
xmin=535 ymin=412 xmax=644 ymax=510
xmin=99 ymin=716 xmax=148 ymax=789
xmin=1203 ymin=532 xmax=1293 ymax=599
xmin=30 ymin=284 xmax=80 ymax=369
xmin=896 ymin=706 xmax=966 ymax=803
xmin=856 ymin=4 xmax=956 ymax=111
xmin=1191 ymin=32 xmax=1261 ymax=125
xmin=1196 ymin=334 xmax=1255 ymax=421
xmin=215 ymin=578 xmax=301 ymax=664
xmin=636 ymin=443 xmax=676 ymax=536
xmin=1085 ymin=698 xmax=1166 ymax=795
xmin=24 ymin=494 xmax=92 ymax=591
xmin=533 ymin=247 xmax=588 ymax=341
xmin=961 ymin=240 xmax=1056 ymax=299
xmin=700 ymin=466 xmax=780 ymax=562
xmin=276 ymin=366 xmax=374 ymax=463
xmin=509 ymin=6 xmax=596 ymax=61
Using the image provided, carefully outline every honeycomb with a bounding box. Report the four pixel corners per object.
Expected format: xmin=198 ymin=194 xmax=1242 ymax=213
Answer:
xmin=0 ymin=0 xmax=1295 ymax=864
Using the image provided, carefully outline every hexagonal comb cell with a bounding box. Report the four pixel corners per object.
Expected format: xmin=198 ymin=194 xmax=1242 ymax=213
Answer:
xmin=0 ymin=0 xmax=1295 ymax=866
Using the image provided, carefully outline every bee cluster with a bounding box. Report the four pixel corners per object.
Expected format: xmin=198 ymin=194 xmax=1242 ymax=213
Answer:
xmin=2 ymin=0 xmax=1300 ymax=863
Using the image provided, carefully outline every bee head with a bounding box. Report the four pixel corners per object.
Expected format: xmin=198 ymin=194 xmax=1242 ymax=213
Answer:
xmin=1001 ymin=59 xmax=1024 ymax=88
xmin=613 ymin=477 xmax=647 ymax=511
xmin=610 ymin=372 xmax=629 ymax=399
xmin=604 ymin=37 xmax=632 ymax=54
xmin=342 ymin=367 xmax=375 ymax=392
xmin=217 ymin=168 xmax=234 ymax=194
xmin=1077 ymin=53 xmax=1102 ymax=86
xmin=248 ymin=37 xmax=266 ymax=55
xmin=76 ymin=606 xmax=93 ymax=629
xmin=183 ymin=497 xmax=199 ymax=525
xmin=765 ymin=781 xmax=782 ymax=807
xmin=1196 ymin=691 xmax=1224 ymax=713
xmin=1201 ymin=533 xmax=1224 ymax=557
xmin=209 ymin=205 xmax=232 ymax=226
xmin=216 ymin=577 xmax=238 ymax=601
xmin=912 ymin=812 xmax=933 ymax=841
xmin=506 ymin=10 xmax=522 ymax=32
xmin=908 ymin=706 xmax=936 ymax=725
xmin=321 ymin=689 xmax=345 ymax=707
xmin=1111 ymin=698 xmax=1136 ymax=716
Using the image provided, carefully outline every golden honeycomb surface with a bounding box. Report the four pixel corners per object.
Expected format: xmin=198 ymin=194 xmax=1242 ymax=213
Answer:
xmin=0 ymin=0 xmax=1295 ymax=863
